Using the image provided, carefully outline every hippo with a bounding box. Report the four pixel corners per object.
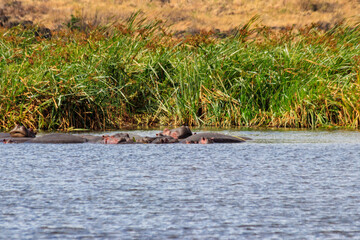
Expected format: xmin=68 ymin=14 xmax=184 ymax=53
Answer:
xmin=151 ymin=136 xmax=178 ymax=144
xmin=27 ymin=133 xmax=87 ymax=144
xmin=184 ymin=137 xmax=214 ymax=144
xmin=78 ymin=135 xmax=103 ymax=143
xmin=127 ymin=133 xmax=179 ymax=144
xmin=1 ymin=124 xmax=251 ymax=144
xmin=9 ymin=124 xmax=36 ymax=138
xmin=78 ymin=133 xmax=138 ymax=144
xmin=1 ymin=137 xmax=34 ymax=144
xmin=198 ymin=137 xmax=214 ymax=144
xmin=181 ymin=132 xmax=250 ymax=144
xmin=102 ymin=134 xmax=135 ymax=144
xmin=157 ymin=126 xmax=192 ymax=139
xmin=100 ymin=133 xmax=150 ymax=144
xmin=1 ymin=127 xmax=36 ymax=144
xmin=100 ymin=133 xmax=178 ymax=144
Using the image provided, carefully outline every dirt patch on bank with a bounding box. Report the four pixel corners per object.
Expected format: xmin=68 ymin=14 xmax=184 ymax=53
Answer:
xmin=1 ymin=0 xmax=359 ymax=32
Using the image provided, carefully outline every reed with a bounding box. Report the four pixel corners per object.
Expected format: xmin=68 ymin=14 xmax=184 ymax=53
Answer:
xmin=0 ymin=15 xmax=359 ymax=130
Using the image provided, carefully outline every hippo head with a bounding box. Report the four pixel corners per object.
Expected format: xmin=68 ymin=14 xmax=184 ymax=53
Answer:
xmin=198 ymin=137 xmax=214 ymax=144
xmin=157 ymin=126 xmax=192 ymax=139
xmin=10 ymin=125 xmax=27 ymax=137
xmin=9 ymin=124 xmax=36 ymax=138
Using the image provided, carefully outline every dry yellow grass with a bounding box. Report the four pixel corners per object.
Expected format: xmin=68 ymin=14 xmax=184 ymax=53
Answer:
xmin=1 ymin=0 xmax=360 ymax=31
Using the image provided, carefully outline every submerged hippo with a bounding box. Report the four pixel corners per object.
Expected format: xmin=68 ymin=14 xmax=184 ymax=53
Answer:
xmin=157 ymin=126 xmax=192 ymax=139
xmin=100 ymin=133 xmax=178 ymax=144
xmin=102 ymin=133 xmax=135 ymax=144
xmin=78 ymin=135 xmax=103 ymax=143
xmin=148 ymin=135 xmax=178 ymax=144
xmin=27 ymin=133 xmax=87 ymax=144
xmin=181 ymin=132 xmax=250 ymax=144
xmin=9 ymin=124 xmax=36 ymax=138
xmin=2 ymin=137 xmax=35 ymax=144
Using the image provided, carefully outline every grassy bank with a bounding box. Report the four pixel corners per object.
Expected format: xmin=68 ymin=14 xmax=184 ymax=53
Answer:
xmin=0 ymin=15 xmax=359 ymax=130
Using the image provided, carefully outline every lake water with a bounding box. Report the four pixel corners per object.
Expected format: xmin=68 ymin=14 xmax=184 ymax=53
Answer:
xmin=1 ymin=129 xmax=360 ymax=239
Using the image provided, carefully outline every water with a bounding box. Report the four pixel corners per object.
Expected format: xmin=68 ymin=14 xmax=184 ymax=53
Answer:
xmin=1 ymin=130 xmax=360 ymax=239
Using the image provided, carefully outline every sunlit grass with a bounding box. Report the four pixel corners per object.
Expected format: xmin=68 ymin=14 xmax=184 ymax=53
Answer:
xmin=0 ymin=15 xmax=359 ymax=130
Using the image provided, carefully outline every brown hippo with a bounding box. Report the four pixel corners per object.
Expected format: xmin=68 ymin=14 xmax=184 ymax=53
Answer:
xmin=101 ymin=133 xmax=149 ymax=144
xmin=102 ymin=134 xmax=135 ymax=144
xmin=181 ymin=132 xmax=250 ymax=144
xmin=1 ymin=132 xmax=34 ymax=144
xmin=79 ymin=133 xmax=138 ymax=144
xmin=157 ymin=126 xmax=192 ymax=139
xmin=9 ymin=124 xmax=36 ymax=138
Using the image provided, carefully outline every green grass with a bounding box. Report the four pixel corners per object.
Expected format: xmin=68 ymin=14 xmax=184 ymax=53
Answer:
xmin=0 ymin=15 xmax=359 ymax=130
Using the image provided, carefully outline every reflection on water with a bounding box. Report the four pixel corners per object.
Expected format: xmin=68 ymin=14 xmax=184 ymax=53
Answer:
xmin=1 ymin=130 xmax=360 ymax=239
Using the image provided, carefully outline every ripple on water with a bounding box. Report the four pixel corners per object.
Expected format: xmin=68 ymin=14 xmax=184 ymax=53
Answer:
xmin=0 ymin=130 xmax=360 ymax=239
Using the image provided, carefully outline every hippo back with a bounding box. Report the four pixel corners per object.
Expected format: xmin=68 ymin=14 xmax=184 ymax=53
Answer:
xmin=27 ymin=133 xmax=87 ymax=144
xmin=181 ymin=133 xmax=248 ymax=143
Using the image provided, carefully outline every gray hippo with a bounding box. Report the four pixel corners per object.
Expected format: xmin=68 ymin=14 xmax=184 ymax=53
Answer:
xmin=27 ymin=133 xmax=87 ymax=144
xmin=157 ymin=126 xmax=192 ymax=139
xmin=78 ymin=134 xmax=103 ymax=143
xmin=151 ymin=136 xmax=178 ymax=144
xmin=2 ymin=137 xmax=34 ymax=144
xmin=181 ymin=132 xmax=250 ymax=144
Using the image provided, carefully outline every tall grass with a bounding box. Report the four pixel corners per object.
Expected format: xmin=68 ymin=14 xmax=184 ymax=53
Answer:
xmin=0 ymin=15 xmax=359 ymax=130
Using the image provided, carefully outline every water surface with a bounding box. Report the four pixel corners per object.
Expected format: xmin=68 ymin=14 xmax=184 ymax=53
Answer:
xmin=1 ymin=130 xmax=360 ymax=239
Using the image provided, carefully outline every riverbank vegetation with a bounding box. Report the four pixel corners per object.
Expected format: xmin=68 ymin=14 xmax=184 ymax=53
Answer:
xmin=0 ymin=14 xmax=359 ymax=130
